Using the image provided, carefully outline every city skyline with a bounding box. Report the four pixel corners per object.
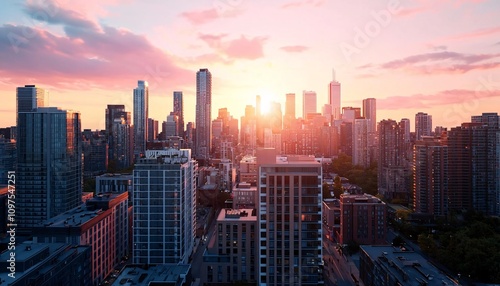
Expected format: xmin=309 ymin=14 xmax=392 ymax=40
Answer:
xmin=1 ymin=0 xmax=500 ymax=130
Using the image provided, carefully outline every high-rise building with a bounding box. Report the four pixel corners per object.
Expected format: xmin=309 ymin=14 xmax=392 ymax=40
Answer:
xmin=165 ymin=113 xmax=179 ymax=137
xmin=133 ymin=80 xmax=149 ymax=158
xmin=82 ymin=129 xmax=108 ymax=177
xmin=339 ymin=193 xmax=386 ymax=245
xmin=133 ymin=149 xmax=197 ymax=265
xmin=362 ymin=98 xmax=376 ymax=133
xmin=111 ymin=114 xmax=133 ymax=170
xmin=378 ymin=119 xmax=411 ymax=202
xmin=16 ymin=85 xmax=46 ymax=117
xmin=241 ymin=105 xmax=257 ymax=149
xmin=413 ymin=136 xmax=448 ymax=216
xmin=353 ymin=118 xmax=371 ymax=168
xmin=328 ymin=76 xmax=341 ymax=121
xmin=284 ymin=93 xmax=296 ymax=129
xmin=173 ymin=91 xmax=185 ymax=137
xmin=0 ymin=138 xmax=16 ymax=185
xmin=342 ymin=107 xmax=361 ymax=123
xmin=196 ymin=69 xmax=212 ymax=162
xmin=17 ymin=107 xmax=82 ymax=231
xmin=147 ymin=118 xmax=158 ymax=142
xmin=302 ymin=90 xmax=317 ymax=118
xmin=257 ymin=148 xmax=323 ymax=286
xmin=105 ymin=105 xmax=127 ymax=138
xmin=448 ymin=114 xmax=500 ymax=215
xmin=415 ymin=112 xmax=432 ymax=141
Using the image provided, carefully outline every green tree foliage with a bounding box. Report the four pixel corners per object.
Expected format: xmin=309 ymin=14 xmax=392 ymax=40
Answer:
xmin=429 ymin=215 xmax=500 ymax=283
xmin=322 ymin=182 xmax=332 ymax=199
xmin=333 ymin=175 xmax=343 ymax=198
xmin=330 ymin=153 xmax=378 ymax=195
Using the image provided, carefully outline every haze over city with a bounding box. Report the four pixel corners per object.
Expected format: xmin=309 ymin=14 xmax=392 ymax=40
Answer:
xmin=1 ymin=0 xmax=500 ymax=129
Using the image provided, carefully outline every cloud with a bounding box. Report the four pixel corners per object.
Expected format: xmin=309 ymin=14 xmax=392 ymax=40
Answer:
xmin=446 ymin=26 xmax=500 ymax=41
xmin=280 ymin=45 xmax=309 ymax=53
xmin=378 ymin=88 xmax=500 ymax=110
xmin=396 ymin=6 xmax=430 ymax=17
xmin=360 ymin=51 xmax=500 ymax=75
xmin=181 ymin=6 xmax=243 ymax=25
xmin=281 ymin=0 xmax=325 ymax=9
xmin=199 ymin=33 xmax=266 ymax=60
xmin=0 ymin=7 xmax=193 ymax=91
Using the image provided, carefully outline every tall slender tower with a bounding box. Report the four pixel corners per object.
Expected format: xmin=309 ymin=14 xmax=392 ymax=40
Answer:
xmin=302 ymin=90 xmax=317 ymax=118
xmin=173 ymin=91 xmax=184 ymax=137
xmin=362 ymin=98 xmax=377 ymax=133
xmin=196 ymin=69 xmax=212 ymax=162
xmin=16 ymin=85 xmax=46 ymax=128
xmin=284 ymin=93 xmax=296 ymax=129
xmin=328 ymin=72 xmax=341 ymax=122
xmin=133 ymin=80 xmax=149 ymax=158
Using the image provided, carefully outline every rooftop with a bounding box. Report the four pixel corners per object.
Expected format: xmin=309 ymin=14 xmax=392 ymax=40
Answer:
xmin=217 ymin=208 xmax=257 ymax=221
xmin=361 ymin=245 xmax=457 ymax=286
xmin=111 ymin=264 xmax=191 ymax=286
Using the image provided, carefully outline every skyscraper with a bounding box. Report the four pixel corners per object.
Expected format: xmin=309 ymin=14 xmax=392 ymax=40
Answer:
xmin=353 ymin=118 xmax=370 ymax=168
xmin=173 ymin=91 xmax=184 ymax=137
xmin=17 ymin=107 xmax=82 ymax=231
xmin=362 ymin=98 xmax=376 ymax=133
xmin=413 ymin=136 xmax=448 ymax=216
xmin=106 ymin=105 xmax=132 ymax=169
xmin=133 ymin=149 xmax=196 ymax=265
xmin=196 ymin=69 xmax=212 ymax=162
xmin=133 ymin=80 xmax=149 ymax=158
xmin=378 ymin=119 xmax=411 ymax=202
xmin=328 ymin=76 xmax=341 ymax=121
xmin=284 ymin=93 xmax=296 ymax=129
xmin=257 ymin=148 xmax=323 ymax=286
xmin=16 ymin=85 xmax=46 ymax=115
xmin=415 ymin=112 xmax=432 ymax=140
xmin=302 ymin=90 xmax=317 ymax=118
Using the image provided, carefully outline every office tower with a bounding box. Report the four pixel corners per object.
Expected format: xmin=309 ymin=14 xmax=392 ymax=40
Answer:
xmin=257 ymin=148 xmax=323 ymax=286
xmin=82 ymin=129 xmax=108 ymax=177
xmin=133 ymin=80 xmax=149 ymax=158
xmin=448 ymin=114 xmax=500 ymax=215
xmin=342 ymin=106 xmax=361 ymax=123
xmin=196 ymin=69 xmax=212 ymax=162
xmin=186 ymin=122 xmax=195 ymax=150
xmin=201 ymin=209 xmax=258 ymax=284
xmin=0 ymin=138 xmax=15 ymax=185
xmin=339 ymin=193 xmax=386 ymax=245
xmin=165 ymin=113 xmax=179 ymax=137
xmin=33 ymin=192 xmax=129 ymax=285
xmin=16 ymin=84 xmax=46 ymax=116
xmin=415 ymin=112 xmax=432 ymax=140
xmin=339 ymin=122 xmax=353 ymax=156
xmin=378 ymin=119 xmax=411 ymax=202
xmin=302 ymin=90 xmax=317 ymax=118
xmin=105 ymin=105 xmax=126 ymax=137
xmin=173 ymin=91 xmax=185 ymax=136
xmin=147 ymin=118 xmax=158 ymax=142
xmin=96 ymin=173 xmax=132 ymax=195
xmin=329 ymin=74 xmax=341 ymax=122
xmin=269 ymin=102 xmax=282 ymax=133
xmin=17 ymin=107 xmax=82 ymax=231
xmin=362 ymin=98 xmax=376 ymax=133
xmin=111 ymin=113 xmax=133 ymax=169
xmin=413 ymin=136 xmax=448 ymax=216
xmin=353 ymin=118 xmax=370 ymax=168
xmin=471 ymin=112 xmax=500 ymax=128
xmin=284 ymin=93 xmax=296 ymax=129
xmin=133 ymin=149 xmax=197 ymax=265
xmin=241 ymin=105 xmax=257 ymax=149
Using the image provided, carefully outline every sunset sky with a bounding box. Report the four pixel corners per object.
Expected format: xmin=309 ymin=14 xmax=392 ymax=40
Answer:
xmin=1 ymin=0 xmax=499 ymax=131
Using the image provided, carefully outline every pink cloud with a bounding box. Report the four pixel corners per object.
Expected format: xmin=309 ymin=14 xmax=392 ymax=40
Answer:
xmin=361 ymin=51 xmax=500 ymax=75
xmin=378 ymin=89 xmax=500 ymax=110
xmin=446 ymin=26 xmax=500 ymax=41
xmin=199 ymin=33 xmax=266 ymax=60
xmin=0 ymin=7 xmax=193 ymax=91
xmin=280 ymin=45 xmax=309 ymax=53
xmin=396 ymin=6 xmax=430 ymax=17
xmin=281 ymin=0 xmax=325 ymax=9
xmin=181 ymin=8 xmax=219 ymax=25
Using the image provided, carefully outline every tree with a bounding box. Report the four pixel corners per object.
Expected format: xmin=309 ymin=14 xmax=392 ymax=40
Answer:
xmin=322 ymin=182 xmax=332 ymax=199
xmin=333 ymin=175 xmax=343 ymax=198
